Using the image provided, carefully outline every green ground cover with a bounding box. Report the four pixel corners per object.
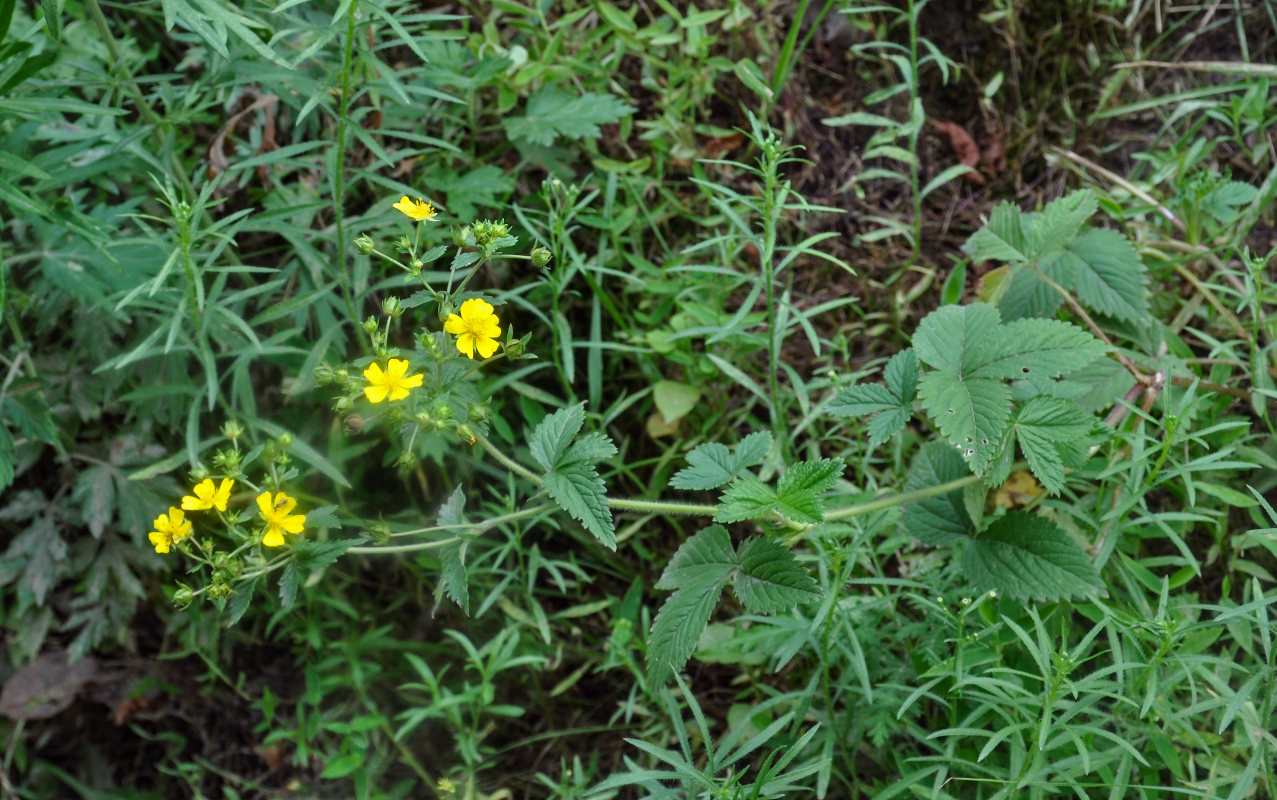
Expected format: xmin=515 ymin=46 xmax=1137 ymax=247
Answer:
xmin=2 ymin=0 xmax=1276 ymax=797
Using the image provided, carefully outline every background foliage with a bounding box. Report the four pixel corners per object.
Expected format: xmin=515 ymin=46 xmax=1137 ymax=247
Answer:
xmin=2 ymin=0 xmax=1276 ymax=798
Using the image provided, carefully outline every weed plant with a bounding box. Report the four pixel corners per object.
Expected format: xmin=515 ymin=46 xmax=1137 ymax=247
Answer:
xmin=1 ymin=1 xmax=1275 ymax=799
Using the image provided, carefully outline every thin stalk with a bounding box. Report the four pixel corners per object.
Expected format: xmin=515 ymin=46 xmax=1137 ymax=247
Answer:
xmin=907 ymin=0 xmax=923 ymax=255
xmin=333 ymin=2 xmax=361 ymax=327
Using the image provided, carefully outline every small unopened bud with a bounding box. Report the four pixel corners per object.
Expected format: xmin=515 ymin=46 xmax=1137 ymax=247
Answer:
xmin=221 ymin=420 xmax=243 ymax=440
xmin=354 ymin=233 xmax=375 ymax=255
xmin=394 ymin=235 xmax=412 ymax=253
xmin=367 ymin=523 xmax=391 ymax=545
xmin=394 ymin=451 xmax=417 ymax=470
xmin=173 ymin=585 xmax=195 ymax=606
xmin=334 ymin=368 xmax=350 ymax=386
xmin=277 ymin=432 xmax=293 ymax=447
xmin=414 ymin=411 xmax=432 ymax=426
xmin=335 ymin=396 xmax=354 ymax=414
xmin=313 ymin=362 xmax=335 ymax=385
xmin=530 ymin=246 xmax=551 ymax=267
xmin=190 ymin=465 xmax=209 ymax=481
xmin=382 ymin=296 xmax=404 ymax=317
xmin=208 ymin=582 xmax=231 ymax=601
xmin=453 ymin=225 xmax=475 ymax=247
xmin=363 ymin=316 xmax=379 ymax=334
xmin=455 ymin=424 xmax=476 ymax=445
xmin=504 ymin=335 xmax=527 ymax=360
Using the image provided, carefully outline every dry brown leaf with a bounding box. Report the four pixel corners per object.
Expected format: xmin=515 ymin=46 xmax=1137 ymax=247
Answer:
xmin=0 ymin=651 xmax=99 ymax=721
xmin=982 ymin=117 xmax=1007 ymax=175
xmin=928 ymin=119 xmax=985 ymax=186
xmin=207 ymin=89 xmax=280 ymax=182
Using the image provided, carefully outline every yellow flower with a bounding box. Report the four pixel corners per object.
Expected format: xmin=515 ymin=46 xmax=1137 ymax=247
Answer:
xmin=181 ymin=477 xmax=234 ymax=512
xmin=363 ymin=358 xmax=424 ymax=403
xmin=443 ymin=298 xmax=502 ymax=359
xmin=256 ymin=491 xmax=306 ymax=548
xmin=392 ymin=196 xmax=437 ymax=222
xmin=148 ymin=507 xmax=192 ymax=554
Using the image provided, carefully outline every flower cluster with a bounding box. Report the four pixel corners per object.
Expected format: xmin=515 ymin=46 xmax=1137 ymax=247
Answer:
xmin=149 ymin=478 xmax=236 ymax=554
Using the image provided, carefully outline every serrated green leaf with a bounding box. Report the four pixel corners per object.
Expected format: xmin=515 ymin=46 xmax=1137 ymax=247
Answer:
xmin=971 ymin=318 xmax=1107 ymax=380
xmin=917 ymin=371 xmax=1010 ymax=473
xmin=227 ymin=579 xmax=256 ymax=626
xmin=828 ymin=383 xmax=898 ymax=415
xmin=913 ymin=303 xmax=1002 ymax=374
xmin=293 ymin=538 xmax=363 ymax=571
xmin=648 ymin=580 xmax=724 ymax=685
xmin=1058 ymin=228 xmax=1149 ymax=322
xmin=964 ymin=201 xmax=1028 ymax=262
xmin=439 ymin=541 xmax=469 ymax=613
xmin=884 ymin=348 xmax=919 ymax=404
xmin=278 ymin=561 xmax=299 ymax=608
xmin=901 ymin=442 xmax=974 ymax=545
xmin=563 ymin=432 xmax=617 ymax=465
xmin=543 ymin=462 xmax=615 ymax=549
xmin=529 ymin=402 xmax=585 ymax=471
xmin=774 ymin=458 xmax=843 ymax=523
xmin=829 ymin=350 xmax=918 ymax=446
xmin=304 ymin=504 xmax=342 ymax=529
xmin=867 ymin=408 xmax=912 ymax=447
xmin=714 ymin=476 xmax=776 ymax=523
xmin=0 ymin=426 xmax=14 ymax=492
xmin=1008 ymin=397 xmax=1097 ymax=494
xmin=961 ymin=512 xmax=1102 ymax=601
xmin=1029 ymin=190 xmax=1096 ymax=257
xmin=996 ymin=252 xmax=1071 ymax=320
xmin=437 ymin=485 xmax=465 ymax=528
xmin=656 ymin=524 xmax=736 ymax=590
xmin=502 ymin=86 xmax=636 ymax=146
xmin=671 ymin=432 xmax=772 ymax=491
xmin=72 ymin=465 xmax=115 ymax=539
xmin=733 ymin=537 xmax=822 ymax=612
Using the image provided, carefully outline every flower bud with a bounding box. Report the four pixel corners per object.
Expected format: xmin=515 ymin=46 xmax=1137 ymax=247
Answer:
xmin=190 ymin=465 xmax=210 ymax=481
xmin=414 ymin=411 xmax=432 ymax=426
xmin=503 ymin=335 xmax=527 ymax=360
xmin=221 ymin=420 xmax=244 ymax=440
xmin=354 ymin=233 xmax=375 ymax=255
xmin=313 ymin=362 xmax=335 ymax=385
xmin=334 ymin=368 xmax=350 ymax=386
xmin=382 ymin=296 xmax=404 ymax=317
xmin=277 ymin=432 xmax=293 ymax=448
xmin=530 ymin=246 xmax=551 ymax=267
xmin=394 ymin=451 xmax=417 ymax=471
xmin=208 ymin=581 xmax=231 ymax=601
xmin=453 ymin=225 xmax=475 ymax=247
xmin=367 ymin=523 xmax=391 ymax=545
xmin=173 ymin=585 xmax=195 ymax=607
xmin=394 ymin=235 xmax=412 ymax=253
xmin=363 ymin=316 xmax=380 ymax=334
xmin=335 ymin=396 xmax=354 ymax=414
xmin=455 ymin=424 xmax=476 ymax=445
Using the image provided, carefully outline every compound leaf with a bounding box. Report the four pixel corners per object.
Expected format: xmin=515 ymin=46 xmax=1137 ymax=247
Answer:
xmin=733 ymin=537 xmax=822 ymax=612
xmin=1008 ymin=396 xmax=1098 ymax=494
xmin=774 ymin=458 xmax=844 ymax=524
xmin=913 ymin=303 xmax=1002 ymax=375
xmin=503 ymin=86 xmax=636 ymax=146
xmin=961 ymin=512 xmax=1102 ymax=601
xmin=1029 ymin=190 xmax=1097 ymax=257
xmin=965 ymin=201 xmax=1029 ymax=263
xmin=714 ymin=477 xmax=777 ymax=523
xmin=671 ymin=431 xmax=772 ymax=490
xmin=1059 ymin=228 xmax=1149 ymax=322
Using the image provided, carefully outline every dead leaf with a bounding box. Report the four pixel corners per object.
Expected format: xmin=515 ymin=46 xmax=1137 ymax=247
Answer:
xmin=0 ymin=651 xmax=99 ymax=720
xmin=981 ymin=117 xmax=1007 ymax=175
xmin=994 ymin=471 xmax=1043 ymax=509
xmin=700 ymin=132 xmax=744 ymax=159
xmin=928 ymin=119 xmax=985 ymax=186
xmin=207 ymin=89 xmax=280 ymax=184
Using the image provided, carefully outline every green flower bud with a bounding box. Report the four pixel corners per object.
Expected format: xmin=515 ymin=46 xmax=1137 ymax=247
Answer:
xmin=414 ymin=411 xmax=432 ymax=426
xmin=334 ymin=368 xmax=350 ymax=386
xmin=278 ymin=432 xmax=293 ymax=447
xmin=367 ymin=523 xmax=392 ymax=545
xmin=354 ymin=233 xmax=375 ymax=255
xmin=208 ymin=582 xmax=232 ymax=601
xmin=468 ymin=403 xmax=489 ymax=423
xmin=382 ymin=296 xmax=404 ymax=317
xmin=453 ymin=225 xmax=475 ymax=247
xmin=394 ymin=451 xmax=417 ymax=470
xmin=530 ymin=246 xmax=552 ymax=267
xmin=190 ymin=465 xmax=210 ymax=481
xmin=221 ymin=420 xmax=244 ymax=440
xmin=363 ymin=316 xmax=380 ymax=334
xmin=455 ymin=424 xmax=475 ymax=445
xmin=173 ymin=585 xmax=195 ymax=607
xmin=503 ymin=335 xmax=526 ymax=360
xmin=335 ymin=396 xmax=354 ymax=414
xmin=313 ymin=362 xmax=335 ymax=385
xmin=394 ymin=235 xmax=412 ymax=253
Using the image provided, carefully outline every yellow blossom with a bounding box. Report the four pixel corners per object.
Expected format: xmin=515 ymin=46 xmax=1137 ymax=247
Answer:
xmin=181 ymin=477 xmax=234 ymax=512
xmin=148 ymin=507 xmax=192 ymax=554
xmin=392 ymin=196 xmax=437 ymax=222
xmin=256 ymin=491 xmax=306 ymax=548
xmin=363 ymin=358 xmax=423 ymax=403
xmin=443 ymin=298 xmax=502 ymax=359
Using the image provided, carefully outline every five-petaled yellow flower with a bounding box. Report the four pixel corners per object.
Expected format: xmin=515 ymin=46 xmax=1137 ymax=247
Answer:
xmin=256 ymin=491 xmax=306 ymax=548
xmin=149 ymin=507 xmax=193 ymax=554
xmin=393 ymin=196 xmax=436 ymax=222
xmin=363 ymin=358 xmax=423 ymax=403
xmin=181 ymin=478 xmax=234 ymax=512
xmin=444 ymin=298 xmax=502 ymax=359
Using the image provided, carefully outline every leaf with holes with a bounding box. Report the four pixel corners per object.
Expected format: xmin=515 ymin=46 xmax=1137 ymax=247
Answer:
xmin=961 ymin=512 xmax=1102 ymax=601
xmin=917 ymin=371 xmax=1010 ymax=473
xmin=971 ymin=318 xmax=1107 ymax=380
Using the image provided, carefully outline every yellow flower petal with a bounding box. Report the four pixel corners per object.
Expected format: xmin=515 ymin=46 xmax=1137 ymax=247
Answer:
xmin=364 ymin=383 xmax=390 ymax=403
xmin=443 ymin=314 xmax=468 ymax=335
xmin=456 ymin=332 xmax=476 ymax=359
xmin=262 ymin=529 xmax=285 ymax=548
xmin=475 ymin=335 xmax=499 ymax=359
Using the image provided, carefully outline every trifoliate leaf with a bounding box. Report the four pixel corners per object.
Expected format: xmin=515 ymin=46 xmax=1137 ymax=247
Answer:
xmin=733 ymin=537 xmax=822 ymax=613
xmin=714 ymin=476 xmax=777 ymax=523
xmin=543 ymin=461 xmax=616 ymax=549
xmin=912 ymin=303 xmax=1002 ymax=374
xmin=438 ymin=540 xmax=469 ymax=614
xmin=965 ymin=201 xmax=1029 ymax=263
xmin=656 ymin=524 xmax=736 ymax=590
xmin=917 ymin=371 xmax=1010 ymax=473
xmin=961 ymin=512 xmax=1102 ymax=601
xmin=293 ymin=538 xmax=365 ymax=571
xmin=1029 ymin=190 xmax=1097 ymax=258
xmin=971 ymin=318 xmax=1107 ymax=380
xmin=671 ymin=431 xmax=773 ymax=491
xmin=1057 ymin=228 xmax=1149 ymax=322
xmin=648 ymin=579 xmax=725 ymax=685
xmin=1007 ymin=396 xmax=1098 ymax=494
xmin=828 ymin=349 xmax=918 ymax=446
xmin=529 ymin=402 xmax=586 ymax=472
xmin=901 ymin=442 xmax=974 ymax=545
xmin=502 ymin=85 xmax=636 ymax=146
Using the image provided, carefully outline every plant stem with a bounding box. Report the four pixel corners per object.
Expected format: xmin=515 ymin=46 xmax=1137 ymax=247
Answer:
xmin=823 ymin=473 xmax=986 ymax=522
xmin=474 ymin=434 xmax=542 ymax=484
xmin=607 ymin=497 xmax=718 ymax=516
xmin=333 ymin=1 xmax=360 ymax=328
